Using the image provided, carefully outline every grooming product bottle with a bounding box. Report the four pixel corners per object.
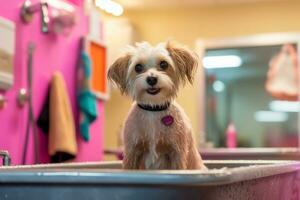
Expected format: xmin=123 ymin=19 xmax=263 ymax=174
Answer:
xmin=226 ymin=122 xmax=237 ymax=148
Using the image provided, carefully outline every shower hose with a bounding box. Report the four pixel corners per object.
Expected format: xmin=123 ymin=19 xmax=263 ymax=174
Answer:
xmin=22 ymin=42 xmax=39 ymax=165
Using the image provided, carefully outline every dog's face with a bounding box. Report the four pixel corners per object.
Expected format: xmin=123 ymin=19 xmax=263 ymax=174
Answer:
xmin=108 ymin=41 xmax=198 ymax=105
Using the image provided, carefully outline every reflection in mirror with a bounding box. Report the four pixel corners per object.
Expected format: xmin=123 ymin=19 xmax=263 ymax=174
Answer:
xmin=204 ymin=44 xmax=299 ymax=148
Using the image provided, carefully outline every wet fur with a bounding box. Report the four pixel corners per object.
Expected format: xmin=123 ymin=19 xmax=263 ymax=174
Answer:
xmin=108 ymin=41 xmax=206 ymax=170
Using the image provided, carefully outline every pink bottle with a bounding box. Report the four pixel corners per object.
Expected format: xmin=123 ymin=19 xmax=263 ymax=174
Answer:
xmin=226 ymin=122 xmax=237 ymax=148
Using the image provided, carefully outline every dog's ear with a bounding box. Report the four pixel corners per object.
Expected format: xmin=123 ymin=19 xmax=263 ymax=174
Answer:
xmin=107 ymin=54 xmax=131 ymax=94
xmin=166 ymin=41 xmax=198 ymax=84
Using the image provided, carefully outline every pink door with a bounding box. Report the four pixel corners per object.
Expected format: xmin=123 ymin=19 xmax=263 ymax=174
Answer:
xmin=0 ymin=0 xmax=104 ymax=165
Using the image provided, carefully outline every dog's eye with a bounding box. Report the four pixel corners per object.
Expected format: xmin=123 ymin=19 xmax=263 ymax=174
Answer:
xmin=159 ymin=61 xmax=168 ymax=70
xmin=135 ymin=64 xmax=144 ymax=73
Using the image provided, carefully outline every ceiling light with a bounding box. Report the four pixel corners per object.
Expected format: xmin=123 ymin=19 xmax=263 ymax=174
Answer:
xmin=254 ymin=111 xmax=288 ymax=122
xmin=95 ymin=0 xmax=124 ymax=16
xmin=203 ymin=55 xmax=242 ymax=69
xmin=269 ymin=100 xmax=300 ymax=112
xmin=213 ymin=80 xmax=225 ymax=92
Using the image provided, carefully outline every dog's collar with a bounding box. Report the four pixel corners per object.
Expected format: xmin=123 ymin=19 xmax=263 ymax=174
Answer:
xmin=138 ymin=102 xmax=170 ymax=112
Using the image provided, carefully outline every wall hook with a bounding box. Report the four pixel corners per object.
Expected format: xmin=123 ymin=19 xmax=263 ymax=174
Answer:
xmin=20 ymin=0 xmax=50 ymax=33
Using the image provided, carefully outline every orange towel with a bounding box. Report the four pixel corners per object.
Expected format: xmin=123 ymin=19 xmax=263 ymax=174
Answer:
xmin=49 ymin=72 xmax=77 ymax=162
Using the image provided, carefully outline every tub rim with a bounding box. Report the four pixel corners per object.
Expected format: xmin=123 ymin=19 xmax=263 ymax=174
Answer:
xmin=0 ymin=160 xmax=299 ymax=186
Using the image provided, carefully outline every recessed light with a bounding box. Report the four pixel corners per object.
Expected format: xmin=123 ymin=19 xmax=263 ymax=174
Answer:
xmin=203 ymin=55 xmax=242 ymax=69
xmin=213 ymin=80 xmax=225 ymax=92
xmin=254 ymin=111 xmax=288 ymax=122
xmin=269 ymin=100 xmax=300 ymax=112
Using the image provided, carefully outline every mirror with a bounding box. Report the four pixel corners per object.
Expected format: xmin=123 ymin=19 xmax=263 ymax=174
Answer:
xmin=198 ymin=34 xmax=300 ymax=148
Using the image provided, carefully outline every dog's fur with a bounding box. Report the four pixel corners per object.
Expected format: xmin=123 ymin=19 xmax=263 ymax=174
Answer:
xmin=108 ymin=41 xmax=206 ymax=170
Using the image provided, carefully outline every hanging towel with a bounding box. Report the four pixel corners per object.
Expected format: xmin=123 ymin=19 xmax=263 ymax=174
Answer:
xmin=77 ymin=51 xmax=98 ymax=141
xmin=49 ymin=72 xmax=77 ymax=163
xmin=265 ymin=44 xmax=299 ymax=101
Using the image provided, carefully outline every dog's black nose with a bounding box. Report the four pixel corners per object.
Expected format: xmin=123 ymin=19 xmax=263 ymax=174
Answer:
xmin=146 ymin=76 xmax=158 ymax=86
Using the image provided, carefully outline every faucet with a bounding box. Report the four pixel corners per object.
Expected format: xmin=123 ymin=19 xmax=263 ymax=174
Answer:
xmin=21 ymin=0 xmax=50 ymax=33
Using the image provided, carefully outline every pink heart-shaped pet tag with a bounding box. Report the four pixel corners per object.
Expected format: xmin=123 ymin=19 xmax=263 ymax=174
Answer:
xmin=161 ymin=115 xmax=174 ymax=126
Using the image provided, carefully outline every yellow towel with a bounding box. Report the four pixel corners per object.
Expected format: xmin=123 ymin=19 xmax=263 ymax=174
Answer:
xmin=49 ymin=72 xmax=77 ymax=162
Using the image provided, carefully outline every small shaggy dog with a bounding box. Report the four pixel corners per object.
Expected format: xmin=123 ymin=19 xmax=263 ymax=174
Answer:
xmin=108 ymin=41 xmax=206 ymax=170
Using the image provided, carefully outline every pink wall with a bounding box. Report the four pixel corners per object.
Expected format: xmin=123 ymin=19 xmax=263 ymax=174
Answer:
xmin=0 ymin=0 xmax=104 ymax=165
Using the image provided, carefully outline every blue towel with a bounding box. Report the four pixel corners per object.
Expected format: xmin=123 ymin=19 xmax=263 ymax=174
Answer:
xmin=77 ymin=51 xmax=98 ymax=141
